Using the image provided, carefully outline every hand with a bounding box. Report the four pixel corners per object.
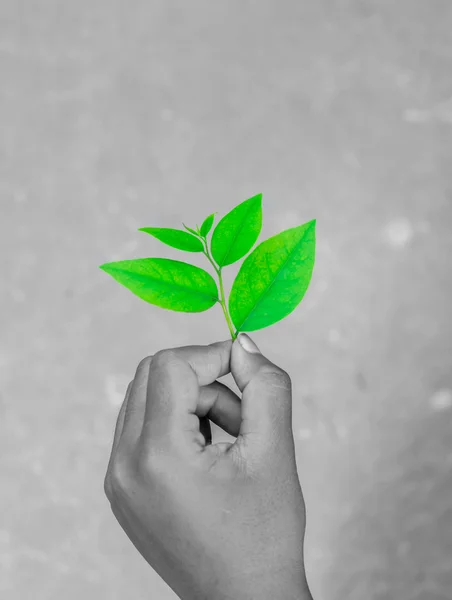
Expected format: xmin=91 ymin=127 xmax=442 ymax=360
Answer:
xmin=104 ymin=333 xmax=312 ymax=600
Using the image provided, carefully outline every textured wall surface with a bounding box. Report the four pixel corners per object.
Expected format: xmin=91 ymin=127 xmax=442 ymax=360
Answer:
xmin=1 ymin=2 xmax=451 ymax=599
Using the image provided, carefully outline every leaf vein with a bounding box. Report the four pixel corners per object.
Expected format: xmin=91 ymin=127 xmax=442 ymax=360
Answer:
xmin=221 ymin=200 xmax=258 ymax=266
xmin=111 ymin=268 xmax=218 ymax=302
xmin=237 ymin=227 xmax=313 ymax=330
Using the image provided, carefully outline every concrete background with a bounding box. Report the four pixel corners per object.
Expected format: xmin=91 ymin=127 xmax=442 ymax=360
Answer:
xmin=1 ymin=1 xmax=451 ymax=599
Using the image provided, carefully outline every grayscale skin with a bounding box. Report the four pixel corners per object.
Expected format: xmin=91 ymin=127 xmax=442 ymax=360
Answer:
xmin=104 ymin=333 xmax=313 ymax=600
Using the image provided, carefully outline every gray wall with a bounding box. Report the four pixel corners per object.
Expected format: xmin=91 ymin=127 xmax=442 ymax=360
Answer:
xmin=1 ymin=2 xmax=451 ymax=599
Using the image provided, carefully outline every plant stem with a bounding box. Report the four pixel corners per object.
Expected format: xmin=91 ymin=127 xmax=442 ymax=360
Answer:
xmin=218 ymin=268 xmax=237 ymax=341
xmin=201 ymin=240 xmax=237 ymax=341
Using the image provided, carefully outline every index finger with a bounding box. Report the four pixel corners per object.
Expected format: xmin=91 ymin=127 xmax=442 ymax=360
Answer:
xmin=141 ymin=339 xmax=233 ymax=446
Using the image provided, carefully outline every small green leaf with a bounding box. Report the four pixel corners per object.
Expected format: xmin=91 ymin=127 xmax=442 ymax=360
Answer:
xmin=228 ymin=220 xmax=316 ymax=332
xmin=200 ymin=213 xmax=217 ymax=237
xmin=211 ymin=194 xmax=262 ymax=267
xmin=183 ymin=223 xmax=199 ymax=236
xmin=99 ymin=258 xmax=219 ymax=312
xmin=182 ymin=223 xmax=198 ymax=237
xmin=138 ymin=227 xmax=204 ymax=252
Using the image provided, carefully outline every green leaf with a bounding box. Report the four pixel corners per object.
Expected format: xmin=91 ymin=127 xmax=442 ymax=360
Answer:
xmin=200 ymin=212 xmax=217 ymax=237
xmin=228 ymin=220 xmax=316 ymax=332
xmin=138 ymin=227 xmax=204 ymax=252
xmin=183 ymin=223 xmax=200 ymax=236
xmin=99 ymin=258 xmax=219 ymax=312
xmin=211 ymin=193 xmax=263 ymax=267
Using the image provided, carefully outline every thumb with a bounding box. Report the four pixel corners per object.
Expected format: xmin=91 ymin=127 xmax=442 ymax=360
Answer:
xmin=230 ymin=333 xmax=295 ymax=462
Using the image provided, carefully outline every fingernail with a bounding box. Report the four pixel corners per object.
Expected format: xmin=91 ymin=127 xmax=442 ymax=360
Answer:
xmin=238 ymin=333 xmax=260 ymax=354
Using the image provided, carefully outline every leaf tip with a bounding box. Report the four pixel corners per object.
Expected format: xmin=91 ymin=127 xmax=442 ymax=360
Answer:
xmin=252 ymin=192 xmax=263 ymax=203
xmin=99 ymin=261 xmax=118 ymax=274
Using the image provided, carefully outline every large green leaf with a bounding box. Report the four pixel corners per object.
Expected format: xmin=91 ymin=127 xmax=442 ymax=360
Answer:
xmin=211 ymin=194 xmax=262 ymax=267
xmin=228 ymin=220 xmax=316 ymax=332
xmin=99 ymin=258 xmax=219 ymax=312
xmin=138 ymin=227 xmax=204 ymax=252
xmin=200 ymin=212 xmax=217 ymax=238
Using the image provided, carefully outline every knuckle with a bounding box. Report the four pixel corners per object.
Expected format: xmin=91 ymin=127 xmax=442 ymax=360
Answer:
xmin=136 ymin=354 xmax=154 ymax=372
xmin=151 ymin=349 xmax=177 ymax=369
xmin=258 ymin=364 xmax=292 ymax=391
xmin=109 ymin=457 xmax=129 ymax=492
xmin=103 ymin=474 xmax=112 ymax=500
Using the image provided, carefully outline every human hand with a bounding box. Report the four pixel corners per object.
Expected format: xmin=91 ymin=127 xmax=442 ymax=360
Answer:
xmin=104 ymin=333 xmax=312 ymax=600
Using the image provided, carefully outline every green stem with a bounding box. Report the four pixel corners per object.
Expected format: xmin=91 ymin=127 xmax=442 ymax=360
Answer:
xmin=218 ymin=268 xmax=237 ymax=341
xmin=201 ymin=239 xmax=238 ymax=341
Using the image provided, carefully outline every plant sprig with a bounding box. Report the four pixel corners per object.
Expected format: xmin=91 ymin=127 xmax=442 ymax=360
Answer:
xmin=184 ymin=214 xmax=236 ymax=339
xmin=99 ymin=194 xmax=316 ymax=341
